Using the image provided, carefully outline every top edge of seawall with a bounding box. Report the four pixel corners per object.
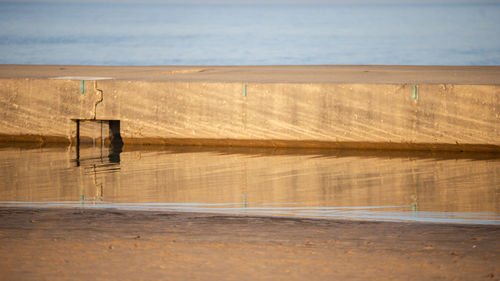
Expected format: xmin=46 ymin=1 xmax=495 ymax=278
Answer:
xmin=1 ymin=64 xmax=500 ymax=85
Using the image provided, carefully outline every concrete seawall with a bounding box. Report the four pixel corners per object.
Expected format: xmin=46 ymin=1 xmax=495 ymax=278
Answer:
xmin=1 ymin=65 xmax=499 ymax=152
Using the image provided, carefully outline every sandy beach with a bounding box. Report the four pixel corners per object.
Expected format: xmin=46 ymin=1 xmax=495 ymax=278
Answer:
xmin=0 ymin=207 xmax=498 ymax=281
xmin=1 ymin=64 xmax=500 ymax=84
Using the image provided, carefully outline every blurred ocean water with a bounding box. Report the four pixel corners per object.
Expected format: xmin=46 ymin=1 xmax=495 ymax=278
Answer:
xmin=1 ymin=1 xmax=499 ymax=65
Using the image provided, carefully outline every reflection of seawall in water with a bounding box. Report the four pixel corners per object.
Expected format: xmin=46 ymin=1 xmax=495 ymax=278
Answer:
xmin=0 ymin=145 xmax=498 ymax=223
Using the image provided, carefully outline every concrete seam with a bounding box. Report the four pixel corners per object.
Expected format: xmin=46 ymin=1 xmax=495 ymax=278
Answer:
xmin=93 ymin=81 xmax=103 ymax=120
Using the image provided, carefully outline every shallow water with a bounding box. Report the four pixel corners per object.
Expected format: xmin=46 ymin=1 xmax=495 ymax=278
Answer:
xmin=0 ymin=144 xmax=499 ymax=224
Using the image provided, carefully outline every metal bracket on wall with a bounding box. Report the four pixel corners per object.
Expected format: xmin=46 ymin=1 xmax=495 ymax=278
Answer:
xmin=80 ymin=80 xmax=86 ymax=94
xmin=242 ymin=83 xmax=248 ymax=97
xmin=412 ymin=85 xmax=419 ymax=100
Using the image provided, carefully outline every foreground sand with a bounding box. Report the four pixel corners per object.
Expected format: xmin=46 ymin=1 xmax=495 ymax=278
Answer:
xmin=0 ymin=207 xmax=498 ymax=280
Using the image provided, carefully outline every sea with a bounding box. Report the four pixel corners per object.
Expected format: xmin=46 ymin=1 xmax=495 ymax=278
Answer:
xmin=1 ymin=0 xmax=500 ymax=66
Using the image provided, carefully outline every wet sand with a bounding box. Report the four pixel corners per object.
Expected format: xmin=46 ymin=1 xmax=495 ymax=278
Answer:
xmin=1 ymin=64 xmax=500 ymax=84
xmin=0 ymin=207 xmax=498 ymax=281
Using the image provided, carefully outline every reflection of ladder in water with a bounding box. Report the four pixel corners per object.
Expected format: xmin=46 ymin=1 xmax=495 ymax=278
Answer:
xmin=77 ymin=141 xmax=105 ymax=204
xmin=79 ymin=164 xmax=104 ymax=204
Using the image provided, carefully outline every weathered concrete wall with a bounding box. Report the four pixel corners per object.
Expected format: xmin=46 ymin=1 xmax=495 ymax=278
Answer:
xmin=1 ymin=78 xmax=499 ymax=151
